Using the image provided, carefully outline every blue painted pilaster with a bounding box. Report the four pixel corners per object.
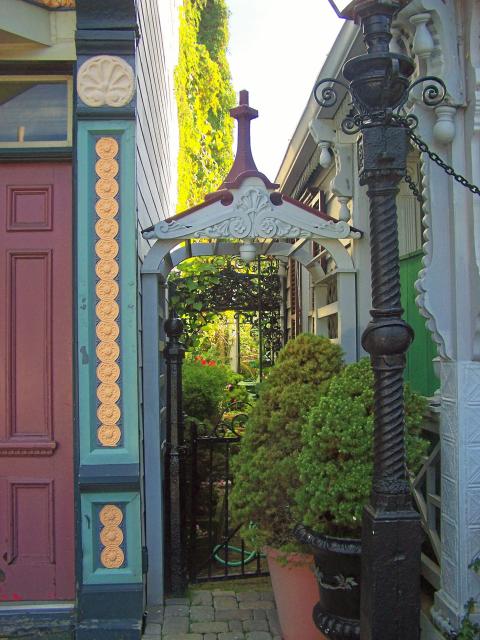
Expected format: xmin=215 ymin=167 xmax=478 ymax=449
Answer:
xmin=74 ymin=3 xmax=143 ymax=638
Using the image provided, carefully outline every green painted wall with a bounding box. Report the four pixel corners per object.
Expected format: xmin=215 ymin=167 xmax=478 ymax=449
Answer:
xmin=400 ymin=251 xmax=439 ymax=397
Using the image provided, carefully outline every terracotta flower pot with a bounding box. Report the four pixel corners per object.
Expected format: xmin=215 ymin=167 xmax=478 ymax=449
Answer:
xmin=294 ymin=524 xmax=361 ymax=640
xmin=265 ymin=546 xmax=326 ymax=640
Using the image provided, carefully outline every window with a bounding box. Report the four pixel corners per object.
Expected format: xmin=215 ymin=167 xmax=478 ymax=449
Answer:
xmin=0 ymin=76 xmax=72 ymax=147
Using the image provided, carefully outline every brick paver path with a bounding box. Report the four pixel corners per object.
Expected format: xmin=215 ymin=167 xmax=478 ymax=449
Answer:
xmin=143 ymin=589 xmax=282 ymax=640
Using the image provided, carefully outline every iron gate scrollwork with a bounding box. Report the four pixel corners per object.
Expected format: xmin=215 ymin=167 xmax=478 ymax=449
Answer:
xmin=169 ymin=256 xmax=285 ymax=378
xmin=186 ymin=402 xmax=268 ymax=582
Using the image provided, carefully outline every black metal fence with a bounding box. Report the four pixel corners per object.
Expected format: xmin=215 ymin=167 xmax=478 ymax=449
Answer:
xmin=185 ymin=403 xmax=268 ymax=583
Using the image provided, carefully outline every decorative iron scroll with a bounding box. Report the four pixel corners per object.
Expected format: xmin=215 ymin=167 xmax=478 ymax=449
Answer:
xmin=169 ymin=257 xmax=284 ymax=368
xmin=313 ymin=75 xmax=446 ymax=135
xmin=170 ymin=256 xmax=282 ymax=313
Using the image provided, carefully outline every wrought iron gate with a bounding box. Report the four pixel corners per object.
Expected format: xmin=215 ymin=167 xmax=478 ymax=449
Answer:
xmin=186 ymin=403 xmax=268 ymax=582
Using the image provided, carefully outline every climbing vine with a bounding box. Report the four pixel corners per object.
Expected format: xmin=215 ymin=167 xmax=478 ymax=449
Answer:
xmin=174 ymin=0 xmax=235 ymax=211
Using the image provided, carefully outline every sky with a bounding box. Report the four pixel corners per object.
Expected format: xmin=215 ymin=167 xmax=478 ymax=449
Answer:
xmin=226 ymin=0 xmax=344 ymax=181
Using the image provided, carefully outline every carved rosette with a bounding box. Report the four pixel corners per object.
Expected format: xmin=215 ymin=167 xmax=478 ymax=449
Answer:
xmin=77 ymin=56 xmax=135 ymax=108
xmin=32 ymin=0 xmax=75 ymax=7
xmin=95 ymin=137 xmax=122 ymax=447
xmin=99 ymin=505 xmax=125 ymax=569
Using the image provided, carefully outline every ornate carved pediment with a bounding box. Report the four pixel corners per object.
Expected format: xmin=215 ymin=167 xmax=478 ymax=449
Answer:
xmin=144 ymin=186 xmax=358 ymax=241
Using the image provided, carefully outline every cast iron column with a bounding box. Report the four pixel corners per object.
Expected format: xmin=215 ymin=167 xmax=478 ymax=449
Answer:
xmin=343 ymin=2 xmax=423 ymax=638
xmin=359 ymin=130 xmax=422 ymax=640
xmin=164 ymin=314 xmax=188 ymax=595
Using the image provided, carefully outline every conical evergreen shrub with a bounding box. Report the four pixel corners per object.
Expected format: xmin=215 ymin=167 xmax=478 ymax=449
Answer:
xmin=295 ymin=358 xmax=428 ymax=537
xmin=230 ymin=333 xmax=344 ymax=550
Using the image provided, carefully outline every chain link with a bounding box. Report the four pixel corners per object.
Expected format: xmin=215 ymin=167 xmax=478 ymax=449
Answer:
xmin=406 ymin=128 xmax=480 ymax=197
xmin=403 ymin=172 xmax=423 ymax=203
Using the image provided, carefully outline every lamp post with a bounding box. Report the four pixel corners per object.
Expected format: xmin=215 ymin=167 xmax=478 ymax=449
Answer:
xmin=317 ymin=2 xmax=446 ymax=638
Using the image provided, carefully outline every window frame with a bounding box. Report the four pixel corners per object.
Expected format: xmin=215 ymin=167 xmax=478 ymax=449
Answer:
xmin=0 ymin=75 xmax=73 ymax=149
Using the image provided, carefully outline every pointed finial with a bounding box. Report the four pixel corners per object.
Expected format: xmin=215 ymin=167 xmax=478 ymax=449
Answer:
xmin=219 ymin=90 xmax=278 ymax=191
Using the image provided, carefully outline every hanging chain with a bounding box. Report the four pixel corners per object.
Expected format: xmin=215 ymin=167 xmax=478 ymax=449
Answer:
xmin=403 ymin=172 xmax=424 ymax=203
xmin=406 ymin=127 xmax=480 ymax=197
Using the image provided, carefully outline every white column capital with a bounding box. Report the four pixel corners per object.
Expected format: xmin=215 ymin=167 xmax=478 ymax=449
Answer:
xmin=337 ymin=196 xmax=351 ymax=223
xmin=318 ymin=141 xmax=333 ymax=169
xmin=433 ymin=105 xmax=457 ymax=145
xmin=410 ymin=12 xmax=434 ymax=62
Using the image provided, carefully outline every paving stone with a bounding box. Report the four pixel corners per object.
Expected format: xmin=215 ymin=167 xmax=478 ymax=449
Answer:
xmin=190 ymin=621 xmax=229 ymax=634
xmin=162 ymin=616 xmax=190 ymax=634
xmin=212 ymin=590 xmax=236 ymax=597
xmin=239 ymin=601 xmax=274 ymax=610
xmin=166 ymin=597 xmax=190 ymax=606
xmin=218 ymin=633 xmax=246 ymax=640
xmin=245 ymin=633 xmax=272 ymax=640
xmin=203 ymin=635 xmax=218 ymax=640
xmin=259 ymin=591 xmax=274 ymax=602
xmin=237 ymin=591 xmax=259 ymax=602
xmin=266 ymin=609 xmax=281 ymax=635
xmin=165 ymin=605 xmax=190 ymax=617
xmin=149 ymin=605 xmax=165 ymax=615
xmin=190 ymin=605 xmax=214 ymax=622
xmin=243 ymin=619 xmax=268 ymax=632
xmin=229 ymin=620 xmax=243 ymax=632
xmin=214 ymin=596 xmax=238 ymax=610
xmin=191 ymin=590 xmax=213 ymax=606
xmin=147 ymin=610 xmax=164 ymax=624
xmin=162 ymin=635 xmax=203 ymax=640
xmin=144 ymin=622 xmax=162 ymax=635
xmin=252 ymin=610 xmax=267 ymax=621
xmin=215 ymin=608 xmax=252 ymax=621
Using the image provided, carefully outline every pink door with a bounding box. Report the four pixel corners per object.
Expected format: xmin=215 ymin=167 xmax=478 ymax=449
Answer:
xmin=0 ymin=163 xmax=74 ymax=601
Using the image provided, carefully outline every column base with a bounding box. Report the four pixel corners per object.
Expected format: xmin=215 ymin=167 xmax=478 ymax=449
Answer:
xmin=432 ymin=589 xmax=464 ymax=635
xmin=360 ymin=503 xmax=423 ymax=640
xmin=77 ymin=583 xmax=143 ymax=640
xmin=0 ymin=603 xmax=74 ymax=639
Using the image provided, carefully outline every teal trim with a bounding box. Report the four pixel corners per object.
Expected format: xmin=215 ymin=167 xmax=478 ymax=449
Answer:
xmin=76 ymin=120 xmax=139 ymax=466
xmin=81 ymin=492 xmax=142 ymax=585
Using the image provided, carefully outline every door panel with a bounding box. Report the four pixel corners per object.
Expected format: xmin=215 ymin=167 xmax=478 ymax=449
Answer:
xmin=0 ymin=163 xmax=74 ymax=601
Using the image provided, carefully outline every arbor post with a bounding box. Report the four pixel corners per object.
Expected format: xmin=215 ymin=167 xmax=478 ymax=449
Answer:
xmin=164 ymin=313 xmax=187 ymax=595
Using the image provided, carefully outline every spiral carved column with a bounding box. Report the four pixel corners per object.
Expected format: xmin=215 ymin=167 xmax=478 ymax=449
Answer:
xmin=362 ymin=179 xmax=413 ymax=504
xmin=359 ymin=128 xmax=422 ymax=640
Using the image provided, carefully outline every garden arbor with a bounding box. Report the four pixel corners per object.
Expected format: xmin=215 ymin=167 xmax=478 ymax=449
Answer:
xmin=140 ymin=91 xmax=362 ymax=605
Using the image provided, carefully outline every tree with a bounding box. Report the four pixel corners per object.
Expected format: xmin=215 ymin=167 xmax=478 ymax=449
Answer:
xmin=175 ymin=0 xmax=235 ymax=211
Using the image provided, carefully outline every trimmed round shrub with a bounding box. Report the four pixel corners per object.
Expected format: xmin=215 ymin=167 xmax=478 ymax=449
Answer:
xmin=295 ymin=358 xmax=428 ymax=537
xmin=230 ymin=334 xmax=344 ymax=550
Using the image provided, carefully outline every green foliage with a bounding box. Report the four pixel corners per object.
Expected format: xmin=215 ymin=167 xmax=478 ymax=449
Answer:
xmin=183 ymin=358 xmax=230 ymax=425
xmin=183 ymin=358 xmax=250 ymax=427
xmin=457 ymin=599 xmax=480 ymax=640
xmin=230 ymin=334 xmax=344 ymax=550
xmin=170 ymin=257 xmax=230 ymax=353
xmin=174 ymin=0 xmax=235 ymax=211
xmin=295 ymin=358 xmax=428 ymax=537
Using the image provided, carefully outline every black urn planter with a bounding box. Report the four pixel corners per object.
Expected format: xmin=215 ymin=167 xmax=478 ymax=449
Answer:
xmin=294 ymin=524 xmax=361 ymax=640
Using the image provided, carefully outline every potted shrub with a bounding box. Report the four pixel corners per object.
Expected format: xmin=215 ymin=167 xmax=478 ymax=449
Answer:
xmin=230 ymin=334 xmax=344 ymax=640
xmin=294 ymin=358 xmax=428 ymax=639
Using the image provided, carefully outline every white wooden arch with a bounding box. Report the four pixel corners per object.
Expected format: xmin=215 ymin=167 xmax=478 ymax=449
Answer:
xmin=141 ymin=93 xmax=362 ymax=606
xmin=141 ymin=238 xmax=357 ymax=608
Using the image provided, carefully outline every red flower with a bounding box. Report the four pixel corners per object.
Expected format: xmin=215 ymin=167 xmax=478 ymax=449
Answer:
xmin=194 ymin=355 xmax=201 ymax=361
xmin=208 ymin=360 xmax=216 ymax=366
xmin=201 ymin=359 xmax=207 ymax=365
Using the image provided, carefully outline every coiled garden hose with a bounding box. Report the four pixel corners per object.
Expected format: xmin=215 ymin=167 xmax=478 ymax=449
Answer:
xmin=212 ymin=544 xmax=265 ymax=567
